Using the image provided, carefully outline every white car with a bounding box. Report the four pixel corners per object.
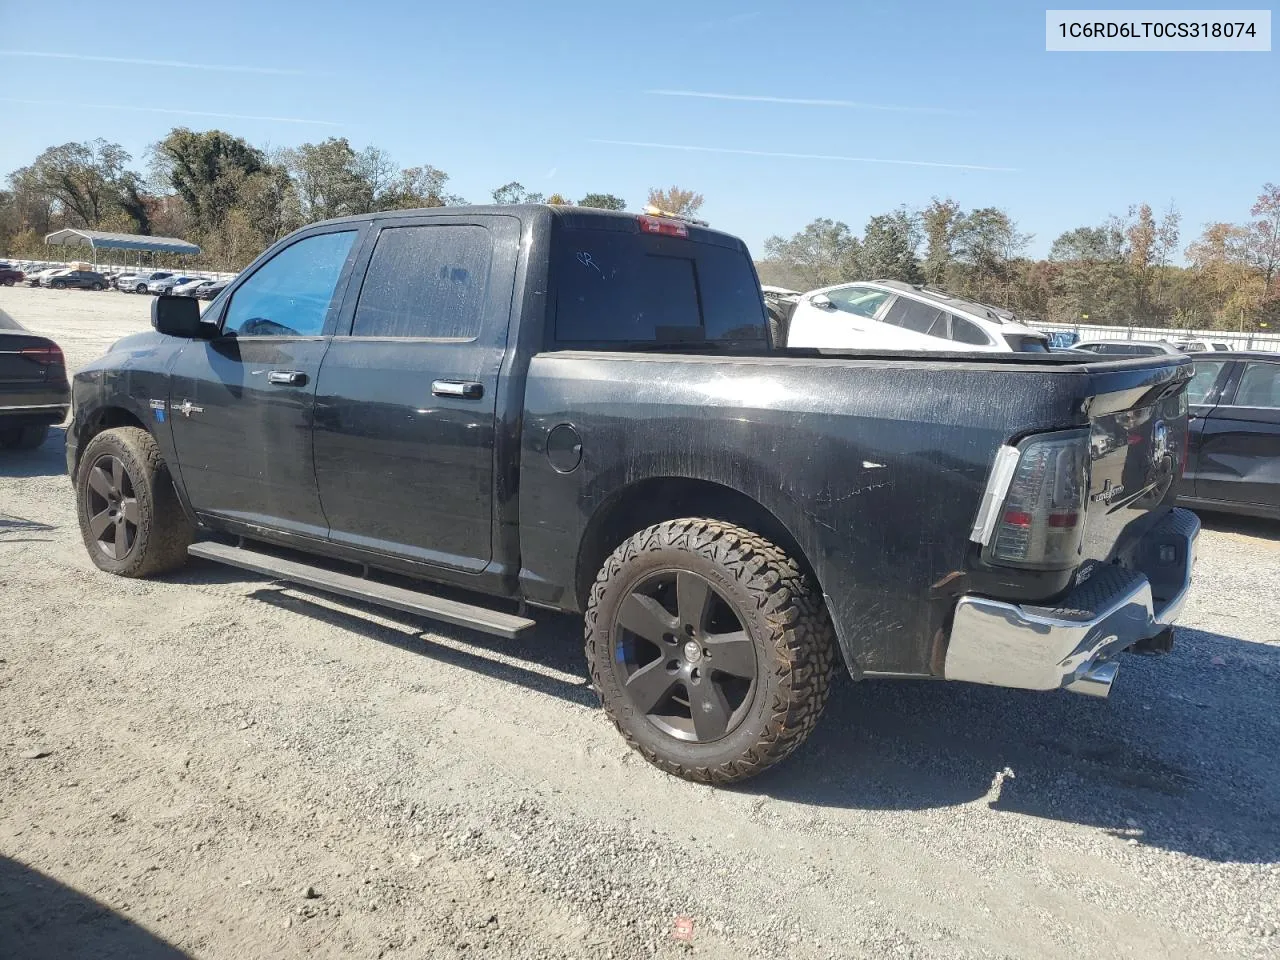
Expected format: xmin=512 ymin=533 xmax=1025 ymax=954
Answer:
xmin=146 ymin=275 xmax=199 ymax=295
xmin=115 ymin=271 xmax=175 ymax=293
xmin=785 ymin=280 xmax=1050 ymax=353
xmin=1173 ymin=338 xmax=1233 ymax=353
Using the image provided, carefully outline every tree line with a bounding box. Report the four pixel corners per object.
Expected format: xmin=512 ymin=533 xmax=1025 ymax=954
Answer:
xmin=2 ymin=129 xmax=1275 ymax=332
xmin=0 ymin=129 xmax=704 ymax=271
xmin=760 ymin=191 xmax=1280 ymax=332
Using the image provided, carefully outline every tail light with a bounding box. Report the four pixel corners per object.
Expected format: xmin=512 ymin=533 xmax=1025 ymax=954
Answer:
xmin=20 ymin=344 xmax=64 ymax=366
xmin=977 ymin=430 xmax=1090 ymax=569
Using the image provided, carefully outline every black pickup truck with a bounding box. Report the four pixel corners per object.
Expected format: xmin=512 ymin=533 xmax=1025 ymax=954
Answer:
xmin=66 ymin=205 xmax=1200 ymax=783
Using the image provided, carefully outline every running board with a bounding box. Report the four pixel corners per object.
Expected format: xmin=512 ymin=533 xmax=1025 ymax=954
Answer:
xmin=188 ymin=541 xmax=536 ymax=639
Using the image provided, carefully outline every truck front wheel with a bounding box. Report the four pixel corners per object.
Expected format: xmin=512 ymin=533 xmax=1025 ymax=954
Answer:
xmin=75 ymin=426 xmax=193 ymax=577
xmin=585 ymin=518 xmax=836 ymax=784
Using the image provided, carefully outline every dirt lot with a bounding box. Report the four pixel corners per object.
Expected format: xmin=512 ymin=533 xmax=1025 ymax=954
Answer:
xmin=2 ymin=283 xmax=1278 ymax=960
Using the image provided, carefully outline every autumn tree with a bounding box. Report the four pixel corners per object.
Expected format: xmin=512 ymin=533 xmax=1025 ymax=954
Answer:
xmin=579 ymin=193 xmax=626 ymax=210
xmin=951 ymin=207 xmax=1029 ymax=303
xmin=646 ymin=186 xmax=703 ymax=217
xmin=1246 ymin=183 xmax=1280 ymax=299
xmin=154 ymin=129 xmax=268 ymax=233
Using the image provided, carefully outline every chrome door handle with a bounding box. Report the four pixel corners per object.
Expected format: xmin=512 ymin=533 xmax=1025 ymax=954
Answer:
xmin=267 ymin=370 xmax=307 ymax=386
xmin=432 ymin=380 xmax=484 ymax=399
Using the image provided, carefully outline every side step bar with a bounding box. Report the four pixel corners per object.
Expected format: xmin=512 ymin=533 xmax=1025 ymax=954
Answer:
xmin=188 ymin=541 xmax=536 ymax=639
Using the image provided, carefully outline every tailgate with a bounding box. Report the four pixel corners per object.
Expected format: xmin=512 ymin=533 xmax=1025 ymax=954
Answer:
xmin=0 ymin=332 xmax=55 ymax=386
xmin=1077 ymin=356 xmax=1192 ymax=567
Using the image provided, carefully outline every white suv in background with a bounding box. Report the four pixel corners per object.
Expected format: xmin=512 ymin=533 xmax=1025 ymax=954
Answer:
xmin=784 ymin=280 xmax=1050 ymax=353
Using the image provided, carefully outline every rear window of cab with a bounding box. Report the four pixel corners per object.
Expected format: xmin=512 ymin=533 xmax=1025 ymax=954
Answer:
xmin=552 ymin=226 xmax=768 ymax=347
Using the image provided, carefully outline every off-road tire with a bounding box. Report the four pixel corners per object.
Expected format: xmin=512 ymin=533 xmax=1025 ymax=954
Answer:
xmin=75 ymin=426 xmax=193 ymax=577
xmin=585 ymin=518 xmax=837 ymax=784
xmin=0 ymin=424 xmax=49 ymax=450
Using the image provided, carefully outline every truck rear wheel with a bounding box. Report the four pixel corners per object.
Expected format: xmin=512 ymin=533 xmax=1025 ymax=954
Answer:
xmin=75 ymin=427 xmax=193 ymax=578
xmin=585 ymin=518 xmax=836 ymax=784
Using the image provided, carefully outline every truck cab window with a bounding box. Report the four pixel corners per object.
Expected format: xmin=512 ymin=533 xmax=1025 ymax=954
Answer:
xmin=351 ymin=225 xmax=492 ymax=339
xmin=222 ymin=230 xmax=355 ymax=338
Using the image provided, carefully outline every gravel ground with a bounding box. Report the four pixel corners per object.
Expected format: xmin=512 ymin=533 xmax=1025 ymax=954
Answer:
xmin=1 ymin=284 xmax=1278 ymax=960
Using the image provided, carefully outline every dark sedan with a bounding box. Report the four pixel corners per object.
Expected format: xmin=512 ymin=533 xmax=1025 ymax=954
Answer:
xmin=0 ymin=310 xmax=70 ymax=450
xmin=1179 ymin=351 xmax=1280 ymax=520
xmin=48 ymin=270 xmax=109 ymax=291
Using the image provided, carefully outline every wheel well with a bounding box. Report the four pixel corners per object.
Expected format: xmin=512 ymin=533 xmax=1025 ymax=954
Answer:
xmin=74 ymin=407 xmax=148 ymax=472
xmin=575 ymin=477 xmax=814 ymax=609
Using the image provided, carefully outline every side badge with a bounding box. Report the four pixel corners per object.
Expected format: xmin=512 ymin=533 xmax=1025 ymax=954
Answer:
xmin=149 ymin=399 xmax=167 ymax=423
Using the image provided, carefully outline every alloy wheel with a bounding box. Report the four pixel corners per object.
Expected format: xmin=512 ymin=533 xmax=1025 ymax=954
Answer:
xmin=84 ymin=454 xmax=140 ymax=560
xmin=611 ymin=570 xmax=759 ymax=743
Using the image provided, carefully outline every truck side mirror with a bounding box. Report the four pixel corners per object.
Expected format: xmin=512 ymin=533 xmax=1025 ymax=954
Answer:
xmin=810 ymin=294 xmax=834 ymax=309
xmin=152 ymin=295 xmax=213 ymax=339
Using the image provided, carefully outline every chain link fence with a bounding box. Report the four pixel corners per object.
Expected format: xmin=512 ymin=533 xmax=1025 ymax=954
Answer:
xmin=1036 ymin=320 xmax=1280 ymax=353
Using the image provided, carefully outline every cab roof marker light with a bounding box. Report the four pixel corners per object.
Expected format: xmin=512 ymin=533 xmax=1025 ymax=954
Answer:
xmin=970 ymin=444 xmax=1022 ymax=545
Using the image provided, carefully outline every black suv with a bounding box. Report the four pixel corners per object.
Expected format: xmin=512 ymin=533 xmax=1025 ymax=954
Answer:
xmin=48 ymin=270 xmax=108 ymax=291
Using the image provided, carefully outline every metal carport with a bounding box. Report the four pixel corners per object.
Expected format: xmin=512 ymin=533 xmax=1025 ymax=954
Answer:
xmin=44 ymin=229 xmax=201 ymax=258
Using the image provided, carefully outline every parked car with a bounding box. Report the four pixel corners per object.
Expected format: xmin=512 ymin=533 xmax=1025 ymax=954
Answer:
xmin=785 ymin=280 xmax=1051 ymax=352
xmin=48 ymin=270 xmax=109 ymax=291
xmin=1174 ymin=338 xmax=1233 ymax=353
xmin=27 ymin=268 xmax=70 ymax=287
xmin=188 ymin=278 xmax=231 ymax=300
xmin=66 ymin=204 xmax=1198 ymax=784
xmin=1179 ymin=351 xmax=1280 ymax=519
xmin=115 ymin=271 xmax=174 ymax=293
xmin=0 ymin=263 xmax=25 ymax=286
xmin=146 ymin=275 xmax=200 ymax=295
xmin=0 ymin=308 xmax=69 ymax=450
xmin=1074 ymin=339 xmax=1184 ymax=357
xmin=171 ymin=278 xmax=214 ymax=297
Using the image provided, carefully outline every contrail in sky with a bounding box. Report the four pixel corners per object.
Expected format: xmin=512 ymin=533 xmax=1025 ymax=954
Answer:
xmin=646 ymin=89 xmax=966 ymax=115
xmin=1 ymin=98 xmax=339 ymax=126
xmin=591 ymin=139 xmax=1017 ymax=172
xmin=0 ymin=50 xmax=312 ymax=76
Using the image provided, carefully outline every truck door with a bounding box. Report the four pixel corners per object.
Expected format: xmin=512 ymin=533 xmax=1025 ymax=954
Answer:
xmin=168 ymin=226 xmax=362 ymax=538
xmin=1195 ymin=358 xmax=1280 ymax=509
xmin=312 ymin=215 xmax=519 ymax=572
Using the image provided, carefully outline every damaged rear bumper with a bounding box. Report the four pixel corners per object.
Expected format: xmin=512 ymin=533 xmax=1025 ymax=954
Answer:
xmin=943 ymin=508 xmax=1200 ymax=697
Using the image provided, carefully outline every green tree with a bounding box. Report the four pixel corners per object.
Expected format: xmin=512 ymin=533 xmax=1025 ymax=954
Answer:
xmin=860 ymin=209 xmax=921 ymax=283
xmin=920 ymin=197 xmax=960 ymax=284
xmin=646 ymin=186 xmax=703 ymax=217
xmin=282 ymin=137 xmax=375 ymax=221
xmin=154 ymin=128 xmax=267 ymax=233
xmin=18 ymin=139 xmax=145 ymax=231
xmin=491 ymin=181 xmax=544 ymax=205
xmin=578 ymin=193 xmax=626 ymax=210
xmin=762 ymin=218 xmax=861 ymax=289
xmin=952 ymin=207 xmax=1030 ymax=304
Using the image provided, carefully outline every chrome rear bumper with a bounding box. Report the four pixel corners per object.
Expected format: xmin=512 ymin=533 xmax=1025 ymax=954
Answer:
xmin=944 ymin=508 xmax=1200 ymax=696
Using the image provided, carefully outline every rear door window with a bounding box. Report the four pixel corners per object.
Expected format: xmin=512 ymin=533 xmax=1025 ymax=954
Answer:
xmin=350 ymin=225 xmax=492 ymax=339
xmin=951 ymin=315 xmax=993 ymax=346
xmin=554 ymin=227 xmax=766 ymax=344
xmin=882 ymin=298 xmax=948 ymax=338
xmin=1232 ymin=361 xmax=1280 ymax=408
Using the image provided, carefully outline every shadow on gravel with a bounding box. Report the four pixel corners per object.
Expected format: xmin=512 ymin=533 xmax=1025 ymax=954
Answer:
xmin=0 ymin=855 xmax=190 ymax=959
xmin=743 ymin=626 xmax=1280 ymax=865
xmin=0 ymin=424 xmax=67 ymax=480
xmin=250 ymin=585 xmax=598 ymax=709
xmin=0 ymin=513 xmax=56 ymax=543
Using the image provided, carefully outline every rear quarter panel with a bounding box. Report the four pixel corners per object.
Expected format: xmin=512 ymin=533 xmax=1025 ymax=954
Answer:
xmin=519 ymin=352 xmax=1091 ymax=676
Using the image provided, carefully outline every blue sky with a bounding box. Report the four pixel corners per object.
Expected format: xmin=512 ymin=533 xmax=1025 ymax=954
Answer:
xmin=1 ymin=0 xmax=1275 ymax=258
